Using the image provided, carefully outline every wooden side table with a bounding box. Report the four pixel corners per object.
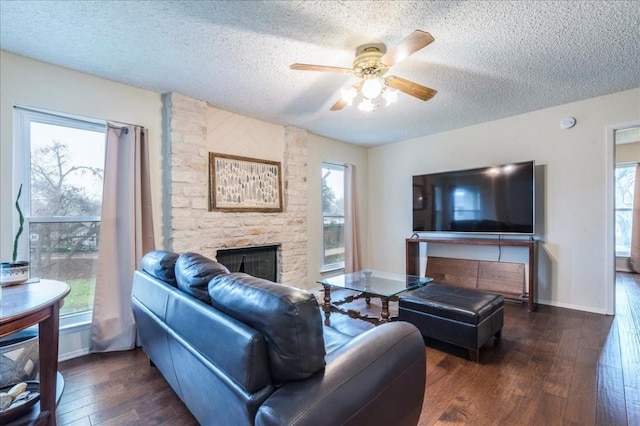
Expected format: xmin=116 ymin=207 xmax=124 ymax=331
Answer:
xmin=1 ymin=279 xmax=70 ymax=426
xmin=406 ymin=238 xmax=538 ymax=311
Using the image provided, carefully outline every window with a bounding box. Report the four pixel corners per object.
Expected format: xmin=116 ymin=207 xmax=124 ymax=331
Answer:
xmin=322 ymin=162 xmax=345 ymax=271
xmin=452 ymin=186 xmax=482 ymax=221
xmin=15 ymin=108 xmax=106 ymax=320
xmin=615 ymin=164 xmax=635 ymax=257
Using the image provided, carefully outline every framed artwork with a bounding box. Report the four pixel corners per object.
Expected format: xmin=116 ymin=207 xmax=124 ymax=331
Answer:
xmin=209 ymin=152 xmax=283 ymax=212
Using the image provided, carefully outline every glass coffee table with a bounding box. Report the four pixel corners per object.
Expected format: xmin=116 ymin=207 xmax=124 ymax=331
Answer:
xmin=318 ymin=270 xmax=432 ymax=325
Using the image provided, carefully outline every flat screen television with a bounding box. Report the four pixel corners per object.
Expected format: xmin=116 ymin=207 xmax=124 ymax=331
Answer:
xmin=412 ymin=161 xmax=535 ymax=235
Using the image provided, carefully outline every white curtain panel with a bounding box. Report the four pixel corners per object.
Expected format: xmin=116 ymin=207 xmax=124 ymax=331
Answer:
xmin=90 ymin=124 xmax=155 ymax=352
xmin=344 ymin=164 xmax=361 ymax=273
xmin=630 ymin=164 xmax=640 ymax=273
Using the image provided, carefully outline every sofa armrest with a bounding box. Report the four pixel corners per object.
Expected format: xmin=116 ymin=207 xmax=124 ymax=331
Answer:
xmin=255 ymin=321 xmax=426 ymax=426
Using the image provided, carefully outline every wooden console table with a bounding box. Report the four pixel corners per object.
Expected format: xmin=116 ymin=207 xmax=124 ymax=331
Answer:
xmin=406 ymin=238 xmax=537 ymax=311
xmin=1 ymin=279 xmax=70 ymax=425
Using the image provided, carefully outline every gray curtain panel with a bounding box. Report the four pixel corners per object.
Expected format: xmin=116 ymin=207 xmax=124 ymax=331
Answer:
xmin=90 ymin=124 xmax=155 ymax=352
xmin=344 ymin=163 xmax=361 ymax=273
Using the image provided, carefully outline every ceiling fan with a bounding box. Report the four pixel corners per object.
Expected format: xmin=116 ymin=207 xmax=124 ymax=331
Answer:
xmin=290 ymin=30 xmax=437 ymax=111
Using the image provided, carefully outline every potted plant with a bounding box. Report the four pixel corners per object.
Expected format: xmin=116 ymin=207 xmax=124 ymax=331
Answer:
xmin=1 ymin=184 xmax=30 ymax=285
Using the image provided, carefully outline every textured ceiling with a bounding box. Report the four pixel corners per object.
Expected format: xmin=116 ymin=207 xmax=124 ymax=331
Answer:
xmin=1 ymin=1 xmax=639 ymax=147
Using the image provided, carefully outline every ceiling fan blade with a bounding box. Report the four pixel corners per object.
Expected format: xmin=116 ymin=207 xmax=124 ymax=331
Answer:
xmin=385 ymin=76 xmax=437 ymax=101
xmin=380 ymin=30 xmax=435 ymax=67
xmin=330 ymin=98 xmax=348 ymax=111
xmin=290 ymin=63 xmax=353 ymax=74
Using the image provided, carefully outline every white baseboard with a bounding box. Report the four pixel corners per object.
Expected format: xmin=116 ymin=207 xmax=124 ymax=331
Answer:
xmin=59 ymin=348 xmax=90 ymax=362
xmin=537 ymin=299 xmax=608 ymax=315
xmin=58 ymin=323 xmax=91 ymax=361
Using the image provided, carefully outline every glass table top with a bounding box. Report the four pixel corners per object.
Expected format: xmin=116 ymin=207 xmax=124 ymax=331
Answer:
xmin=317 ymin=270 xmax=433 ymax=298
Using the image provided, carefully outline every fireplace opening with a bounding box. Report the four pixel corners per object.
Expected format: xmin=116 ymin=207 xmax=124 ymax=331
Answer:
xmin=216 ymin=245 xmax=279 ymax=282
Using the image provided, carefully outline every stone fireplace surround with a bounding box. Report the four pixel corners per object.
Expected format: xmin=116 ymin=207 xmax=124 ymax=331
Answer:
xmin=163 ymin=93 xmax=309 ymax=288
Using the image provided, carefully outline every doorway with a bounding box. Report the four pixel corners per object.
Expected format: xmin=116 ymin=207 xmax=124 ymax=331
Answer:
xmin=610 ymin=124 xmax=640 ymax=314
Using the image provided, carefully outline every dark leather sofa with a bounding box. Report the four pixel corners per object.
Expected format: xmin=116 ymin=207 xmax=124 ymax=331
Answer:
xmin=131 ymin=250 xmax=427 ymax=425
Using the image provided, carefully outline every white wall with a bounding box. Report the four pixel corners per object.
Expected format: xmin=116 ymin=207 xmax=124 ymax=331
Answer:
xmin=306 ymin=133 xmax=369 ymax=289
xmin=368 ymin=88 xmax=640 ymax=314
xmin=616 ymin=141 xmax=640 ymax=163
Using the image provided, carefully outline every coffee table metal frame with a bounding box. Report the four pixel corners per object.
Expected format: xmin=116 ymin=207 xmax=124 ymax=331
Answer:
xmin=318 ymin=270 xmax=432 ymax=325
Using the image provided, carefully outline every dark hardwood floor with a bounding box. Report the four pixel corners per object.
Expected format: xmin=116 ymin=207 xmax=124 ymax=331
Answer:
xmin=56 ymin=274 xmax=640 ymax=425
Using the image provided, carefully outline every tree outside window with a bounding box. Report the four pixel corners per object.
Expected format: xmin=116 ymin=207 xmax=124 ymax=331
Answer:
xmin=322 ymin=163 xmax=345 ymax=270
xmin=18 ymin=109 xmax=106 ymax=317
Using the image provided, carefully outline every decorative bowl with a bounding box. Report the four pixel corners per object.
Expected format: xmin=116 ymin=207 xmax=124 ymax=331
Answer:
xmin=0 ymin=380 xmax=40 ymax=423
xmin=0 ymin=262 xmax=30 ymax=286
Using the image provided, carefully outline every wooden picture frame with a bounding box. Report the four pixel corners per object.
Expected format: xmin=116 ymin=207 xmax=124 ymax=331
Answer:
xmin=209 ymin=152 xmax=283 ymax=212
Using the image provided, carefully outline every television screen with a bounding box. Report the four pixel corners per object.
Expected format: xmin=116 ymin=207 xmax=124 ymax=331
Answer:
xmin=412 ymin=161 xmax=535 ymax=234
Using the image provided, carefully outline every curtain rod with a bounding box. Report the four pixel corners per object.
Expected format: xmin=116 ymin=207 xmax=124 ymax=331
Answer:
xmin=15 ymin=105 xmax=141 ymax=132
xmin=108 ymin=123 xmax=129 ymax=134
xmin=108 ymin=121 xmax=144 ymax=135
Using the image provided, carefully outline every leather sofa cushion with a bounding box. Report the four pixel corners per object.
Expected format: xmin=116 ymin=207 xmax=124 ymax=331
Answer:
xmin=175 ymin=253 xmax=229 ymax=303
xmin=208 ymin=273 xmax=326 ymax=383
xmin=141 ymin=250 xmax=180 ymax=287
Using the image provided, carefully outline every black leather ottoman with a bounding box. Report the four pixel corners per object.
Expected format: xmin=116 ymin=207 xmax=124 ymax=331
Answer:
xmin=398 ymin=284 xmax=504 ymax=362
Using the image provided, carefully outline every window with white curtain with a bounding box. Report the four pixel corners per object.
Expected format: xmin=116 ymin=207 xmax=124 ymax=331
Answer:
xmin=321 ymin=162 xmax=345 ymax=271
xmin=15 ymin=107 xmax=106 ymax=322
xmin=615 ymin=163 xmax=635 ymax=257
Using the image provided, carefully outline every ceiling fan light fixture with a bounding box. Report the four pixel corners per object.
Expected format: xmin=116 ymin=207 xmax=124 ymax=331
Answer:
xmin=289 ymin=30 xmax=437 ymax=112
xmin=382 ymin=88 xmax=398 ymax=106
xmin=361 ymin=78 xmax=383 ymax=99
xmin=358 ymin=98 xmax=376 ymax=112
xmin=341 ymin=87 xmax=358 ymax=105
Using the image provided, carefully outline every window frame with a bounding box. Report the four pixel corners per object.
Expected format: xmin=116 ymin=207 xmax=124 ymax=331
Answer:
xmin=321 ymin=161 xmax=346 ymax=272
xmin=614 ymin=162 xmax=635 ymax=258
xmin=14 ymin=107 xmax=106 ymax=326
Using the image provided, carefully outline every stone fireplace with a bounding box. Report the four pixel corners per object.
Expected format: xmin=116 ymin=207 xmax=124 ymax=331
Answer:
xmin=163 ymin=92 xmax=309 ymax=287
